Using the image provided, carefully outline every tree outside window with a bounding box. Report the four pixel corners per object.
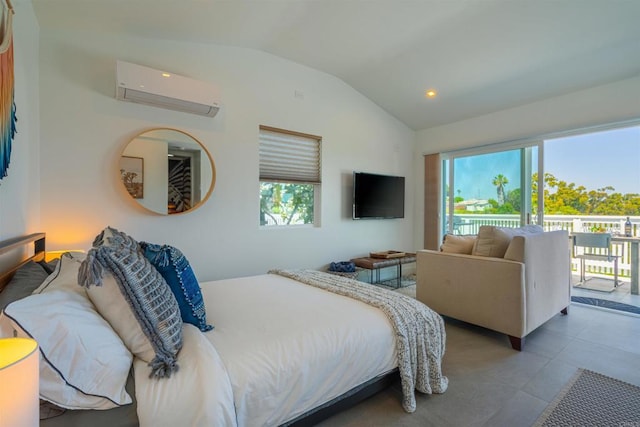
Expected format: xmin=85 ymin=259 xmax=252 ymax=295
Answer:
xmin=260 ymin=182 xmax=314 ymax=226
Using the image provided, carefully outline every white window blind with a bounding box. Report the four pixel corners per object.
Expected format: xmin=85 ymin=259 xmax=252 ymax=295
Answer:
xmin=259 ymin=126 xmax=321 ymax=184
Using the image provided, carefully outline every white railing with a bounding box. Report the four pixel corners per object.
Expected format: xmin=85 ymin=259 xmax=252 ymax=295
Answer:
xmin=450 ymin=214 xmax=638 ymax=280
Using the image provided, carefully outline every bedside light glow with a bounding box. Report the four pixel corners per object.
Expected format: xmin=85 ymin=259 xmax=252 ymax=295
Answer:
xmin=45 ymin=250 xmax=85 ymax=262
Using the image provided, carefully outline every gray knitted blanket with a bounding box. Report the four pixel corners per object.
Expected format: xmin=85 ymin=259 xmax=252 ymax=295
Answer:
xmin=269 ymin=269 xmax=448 ymax=413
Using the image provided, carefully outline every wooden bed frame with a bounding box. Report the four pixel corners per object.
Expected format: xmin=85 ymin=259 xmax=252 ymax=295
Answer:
xmin=286 ymin=368 xmax=398 ymax=426
xmin=0 ymin=232 xmax=46 ymax=292
xmin=0 ymin=232 xmax=399 ymax=426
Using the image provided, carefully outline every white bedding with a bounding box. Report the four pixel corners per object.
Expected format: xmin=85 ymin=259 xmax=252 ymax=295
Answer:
xmin=134 ymin=324 xmax=237 ymax=427
xmin=0 ymin=237 xmax=437 ymax=427
xmin=199 ymin=273 xmax=398 ymax=426
xmin=3 ymin=271 xmax=405 ymax=426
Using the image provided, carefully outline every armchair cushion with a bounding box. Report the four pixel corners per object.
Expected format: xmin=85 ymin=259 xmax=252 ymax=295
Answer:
xmin=441 ymin=234 xmax=476 ymax=254
xmin=472 ymin=225 xmax=543 ymax=258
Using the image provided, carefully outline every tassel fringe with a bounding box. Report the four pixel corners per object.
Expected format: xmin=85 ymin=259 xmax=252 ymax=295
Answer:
xmin=0 ymin=7 xmax=16 ymax=182
xmin=77 ymin=249 xmax=105 ymax=287
xmin=148 ymin=355 xmax=179 ymax=379
xmin=140 ymin=242 xmax=171 ymax=267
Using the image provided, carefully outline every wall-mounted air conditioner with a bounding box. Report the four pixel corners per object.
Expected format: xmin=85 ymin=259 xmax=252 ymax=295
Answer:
xmin=116 ymin=60 xmax=220 ymax=118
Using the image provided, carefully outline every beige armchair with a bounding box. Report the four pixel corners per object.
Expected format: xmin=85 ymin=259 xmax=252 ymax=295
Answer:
xmin=417 ymin=228 xmax=571 ymax=350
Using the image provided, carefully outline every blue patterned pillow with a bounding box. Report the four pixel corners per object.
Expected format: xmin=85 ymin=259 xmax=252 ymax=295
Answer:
xmin=140 ymin=242 xmax=213 ymax=332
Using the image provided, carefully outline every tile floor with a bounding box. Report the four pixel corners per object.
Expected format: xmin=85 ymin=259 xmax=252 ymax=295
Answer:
xmin=317 ymin=302 xmax=640 ymax=427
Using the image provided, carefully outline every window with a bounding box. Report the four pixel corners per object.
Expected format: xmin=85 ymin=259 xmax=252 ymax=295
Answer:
xmin=430 ymin=121 xmax=640 ymax=305
xmin=441 ymin=143 xmax=540 ymax=236
xmin=438 ymin=121 xmax=640 ymax=238
xmin=259 ymin=125 xmax=321 ymax=227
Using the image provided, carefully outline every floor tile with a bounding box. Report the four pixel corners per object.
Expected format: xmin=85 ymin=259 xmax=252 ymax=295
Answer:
xmin=318 ymin=303 xmax=640 ymax=426
xmin=521 ymin=359 xmax=578 ymax=402
xmin=482 ymin=390 xmax=548 ymax=427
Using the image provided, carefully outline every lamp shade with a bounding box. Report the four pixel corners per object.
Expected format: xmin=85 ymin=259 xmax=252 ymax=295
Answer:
xmin=0 ymin=338 xmax=39 ymax=427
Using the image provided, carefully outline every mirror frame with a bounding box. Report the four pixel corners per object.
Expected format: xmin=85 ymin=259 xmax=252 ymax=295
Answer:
xmin=119 ymin=127 xmax=216 ymax=215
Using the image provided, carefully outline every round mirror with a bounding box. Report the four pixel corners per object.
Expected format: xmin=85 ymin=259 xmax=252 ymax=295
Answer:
xmin=119 ymin=128 xmax=216 ymax=215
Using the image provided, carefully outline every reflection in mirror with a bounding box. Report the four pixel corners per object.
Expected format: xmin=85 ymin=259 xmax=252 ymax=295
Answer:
xmin=120 ymin=128 xmax=215 ymax=215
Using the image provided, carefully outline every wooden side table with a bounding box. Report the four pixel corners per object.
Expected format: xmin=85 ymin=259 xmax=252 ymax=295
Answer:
xmin=350 ymin=253 xmax=416 ymax=288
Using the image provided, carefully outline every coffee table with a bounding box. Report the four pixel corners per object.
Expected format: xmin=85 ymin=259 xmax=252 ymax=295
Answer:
xmin=350 ymin=253 xmax=416 ymax=288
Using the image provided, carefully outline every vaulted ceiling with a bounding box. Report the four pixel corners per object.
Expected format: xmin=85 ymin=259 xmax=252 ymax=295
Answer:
xmin=31 ymin=0 xmax=640 ymax=130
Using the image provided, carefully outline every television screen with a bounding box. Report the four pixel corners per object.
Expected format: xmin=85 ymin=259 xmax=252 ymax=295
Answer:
xmin=353 ymin=172 xmax=405 ymax=219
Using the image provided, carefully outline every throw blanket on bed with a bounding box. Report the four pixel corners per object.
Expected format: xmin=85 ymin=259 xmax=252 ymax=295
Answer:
xmin=269 ymin=269 xmax=448 ymax=413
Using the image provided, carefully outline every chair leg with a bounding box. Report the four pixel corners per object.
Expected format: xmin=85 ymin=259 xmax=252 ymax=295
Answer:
xmin=508 ymin=335 xmax=523 ymax=351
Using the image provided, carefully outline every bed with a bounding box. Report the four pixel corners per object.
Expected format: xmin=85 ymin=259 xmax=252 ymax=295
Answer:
xmin=0 ymin=231 xmax=448 ymax=426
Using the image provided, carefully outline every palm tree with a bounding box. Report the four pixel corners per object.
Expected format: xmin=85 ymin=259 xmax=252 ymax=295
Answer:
xmin=492 ymin=174 xmax=509 ymax=205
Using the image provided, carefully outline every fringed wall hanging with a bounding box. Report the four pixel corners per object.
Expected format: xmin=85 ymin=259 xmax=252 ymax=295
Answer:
xmin=0 ymin=0 xmax=15 ymax=182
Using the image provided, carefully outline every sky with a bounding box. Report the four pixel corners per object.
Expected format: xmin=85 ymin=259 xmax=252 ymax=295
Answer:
xmin=454 ymin=150 xmax=521 ymax=201
xmin=545 ymin=125 xmax=640 ymax=195
xmin=453 ymin=125 xmax=640 ymax=201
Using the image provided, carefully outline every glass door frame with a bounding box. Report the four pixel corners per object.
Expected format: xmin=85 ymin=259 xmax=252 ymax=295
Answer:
xmin=441 ymin=139 xmax=544 ymax=237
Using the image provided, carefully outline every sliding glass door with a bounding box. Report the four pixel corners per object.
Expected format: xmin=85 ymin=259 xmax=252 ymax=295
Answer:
xmin=432 ymin=121 xmax=640 ymax=308
xmin=442 ymin=143 xmax=541 ymax=236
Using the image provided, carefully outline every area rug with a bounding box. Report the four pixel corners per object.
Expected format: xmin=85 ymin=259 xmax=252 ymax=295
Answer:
xmin=393 ymin=284 xmax=416 ymax=299
xmin=533 ymin=368 xmax=640 ymax=426
xmin=571 ymin=296 xmax=640 ymax=315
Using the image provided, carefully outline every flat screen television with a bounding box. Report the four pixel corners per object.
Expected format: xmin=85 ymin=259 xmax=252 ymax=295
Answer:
xmin=353 ymin=172 xmax=405 ymax=219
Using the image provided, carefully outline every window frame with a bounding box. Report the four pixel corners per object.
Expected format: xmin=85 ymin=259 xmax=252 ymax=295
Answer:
xmin=258 ymin=125 xmax=322 ymax=228
xmin=440 ymin=140 xmax=543 ymax=237
xmin=424 ymin=118 xmax=640 ymax=247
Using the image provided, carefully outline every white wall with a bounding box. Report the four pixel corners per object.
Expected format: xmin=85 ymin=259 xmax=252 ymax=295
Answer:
xmin=38 ymin=30 xmax=416 ymax=281
xmin=413 ymin=75 xmax=640 ymax=248
xmin=0 ymin=0 xmax=40 ymax=241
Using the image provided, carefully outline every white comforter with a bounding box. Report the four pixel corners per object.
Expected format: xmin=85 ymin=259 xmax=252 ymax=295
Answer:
xmin=133 ymin=324 xmax=238 ymax=427
xmin=134 ymin=273 xmax=398 ymax=427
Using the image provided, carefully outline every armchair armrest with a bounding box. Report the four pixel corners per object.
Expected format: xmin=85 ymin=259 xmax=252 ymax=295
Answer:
xmin=417 ymin=250 xmax=526 ymax=337
xmin=505 ymin=231 xmax=571 ymax=332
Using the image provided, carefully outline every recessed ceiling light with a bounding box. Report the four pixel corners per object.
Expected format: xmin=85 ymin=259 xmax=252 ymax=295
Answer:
xmin=425 ymin=89 xmax=437 ymax=98
xmin=162 ymin=72 xmax=171 ymax=78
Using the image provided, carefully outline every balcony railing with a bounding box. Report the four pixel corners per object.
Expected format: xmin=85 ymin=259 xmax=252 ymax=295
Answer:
xmin=450 ymin=214 xmax=638 ymax=280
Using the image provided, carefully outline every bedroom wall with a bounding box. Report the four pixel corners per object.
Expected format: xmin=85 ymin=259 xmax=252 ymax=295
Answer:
xmin=0 ymin=0 xmax=40 ymax=241
xmin=37 ymin=30 xmax=416 ymax=281
xmin=412 ymin=75 xmax=640 ymax=247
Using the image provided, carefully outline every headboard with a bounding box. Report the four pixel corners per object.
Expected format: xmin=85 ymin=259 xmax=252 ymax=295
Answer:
xmin=0 ymin=233 xmax=46 ymax=292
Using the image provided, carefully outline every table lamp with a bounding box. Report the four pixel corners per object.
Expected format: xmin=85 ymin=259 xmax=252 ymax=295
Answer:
xmin=0 ymin=338 xmax=39 ymax=427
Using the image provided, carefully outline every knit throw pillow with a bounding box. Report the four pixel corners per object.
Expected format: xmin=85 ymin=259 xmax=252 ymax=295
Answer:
xmin=140 ymin=242 xmax=213 ymax=332
xmin=78 ymin=227 xmax=183 ymax=378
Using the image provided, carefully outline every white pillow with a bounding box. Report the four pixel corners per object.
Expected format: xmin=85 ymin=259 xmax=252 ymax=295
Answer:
xmin=86 ymin=272 xmax=159 ymax=364
xmin=1 ymin=291 xmax=133 ymax=410
xmin=33 ymin=251 xmax=86 ymax=296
